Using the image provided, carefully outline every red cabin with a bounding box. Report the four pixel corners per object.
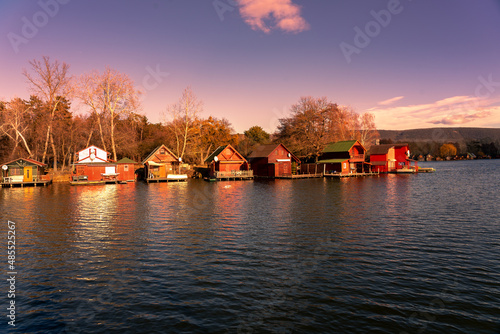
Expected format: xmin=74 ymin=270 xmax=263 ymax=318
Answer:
xmin=369 ymin=143 xmax=418 ymax=173
xmin=205 ymin=144 xmax=252 ymax=180
xmin=72 ymin=145 xmax=136 ymax=183
xmin=248 ymin=144 xmax=300 ymax=178
xmin=116 ymin=158 xmax=138 ymax=182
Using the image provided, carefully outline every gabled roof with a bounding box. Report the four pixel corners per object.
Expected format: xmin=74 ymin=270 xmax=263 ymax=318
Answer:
xmin=369 ymin=143 xmax=409 ymax=155
xmin=2 ymin=158 xmax=46 ymax=167
xmin=205 ymin=144 xmax=246 ymax=163
xmin=322 ymin=140 xmax=363 ymax=153
xmin=76 ymin=145 xmax=109 ymax=155
xmin=142 ymin=144 xmax=178 ymax=164
xmin=117 ymin=158 xmax=137 ymax=164
xmin=317 ymin=158 xmax=349 ymax=164
xmin=248 ymin=143 xmax=300 ymax=162
xmin=369 ymin=144 xmax=393 ymax=155
xmin=248 ymin=144 xmax=278 ymax=158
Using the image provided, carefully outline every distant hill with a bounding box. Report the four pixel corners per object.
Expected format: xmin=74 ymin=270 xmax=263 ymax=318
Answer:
xmin=378 ymin=128 xmax=500 ymax=143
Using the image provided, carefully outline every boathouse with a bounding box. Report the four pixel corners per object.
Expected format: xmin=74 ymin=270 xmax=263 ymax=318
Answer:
xmin=72 ymin=145 xmax=120 ymax=183
xmin=248 ymin=144 xmax=300 ymax=178
xmin=205 ymin=144 xmax=253 ymax=180
xmin=369 ymin=143 xmax=418 ymax=173
xmin=318 ymin=140 xmax=368 ymax=175
xmin=143 ymin=144 xmax=187 ymax=182
xmin=116 ymin=158 xmax=138 ymax=182
xmin=1 ymin=158 xmax=51 ymax=187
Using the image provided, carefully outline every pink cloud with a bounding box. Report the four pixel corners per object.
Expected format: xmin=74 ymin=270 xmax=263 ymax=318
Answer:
xmin=429 ymin=110 xmax=492 ymax=125
xmin=237 ymin=0 xmax=309 ymax=33
xmin=378 ymin=96 xmax=404 ymax=106
xmin=365 ymin=95 xmax=500 ymax=129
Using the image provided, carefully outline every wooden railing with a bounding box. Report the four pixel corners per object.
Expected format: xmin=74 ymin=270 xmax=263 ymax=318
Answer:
xmin=215 ymin=170 xmax=253 ymax=178
xmin=351 ymin=154 xmax=365 ymax=161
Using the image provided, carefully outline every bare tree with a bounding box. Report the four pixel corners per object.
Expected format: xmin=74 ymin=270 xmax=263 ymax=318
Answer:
xmin=0 ymin=98 xmax=33 ymax=158
xmin=357 ymin=112 xmax=379 ymax=148
xmin=23 ymin=56 xmax=72 ymax=170
xmin=166 ymin=86 xmax=202 ymax=160
xmin=275 ymin=96 xmax=339 ymax=161
xmin=78 ymin=67 xmax=141 ymax=161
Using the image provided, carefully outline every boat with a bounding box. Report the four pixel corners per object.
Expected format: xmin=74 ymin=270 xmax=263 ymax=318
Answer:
xmin=418 ymin=167 xmax=436 ymax=173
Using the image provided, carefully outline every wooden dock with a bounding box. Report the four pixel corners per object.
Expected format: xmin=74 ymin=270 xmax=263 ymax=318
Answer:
xmin=69 ymin=180 xmax=127 ymax=186
xmin=146 ymin=174 xmax=188 ymax=183
xmin=1 ymin=180 xmax=52 ymax=188
xmin=206 ymin=170 xmax=254 ymax=181
xmin=275 ymin=173 xmax=323 ymax=179
xmin=324 ymin=172 xmax=379 ymax=178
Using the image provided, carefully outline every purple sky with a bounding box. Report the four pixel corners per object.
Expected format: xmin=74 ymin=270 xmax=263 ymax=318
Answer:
xmin=1 ymin=0 xmax=499 ymax=133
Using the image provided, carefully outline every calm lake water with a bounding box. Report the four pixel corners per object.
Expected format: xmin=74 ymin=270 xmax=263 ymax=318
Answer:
xmin=1 ymin=159 xmax=499 ymax=333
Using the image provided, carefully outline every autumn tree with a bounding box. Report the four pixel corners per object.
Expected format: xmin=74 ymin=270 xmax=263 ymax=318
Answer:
xmin=192 ymin=116 xmax=236 ymax=164
xmin=78 ymin=67 xmax=141 ymax=161
xmin=166 ymin=86 xmax=202 ymax=161
xmin=440 ymin=143 xmax=457 ymax=158
xmin=23 ymin=57 xmax=72 ymax=170
xmin=239 ymin=125 xmax=270 ymax=156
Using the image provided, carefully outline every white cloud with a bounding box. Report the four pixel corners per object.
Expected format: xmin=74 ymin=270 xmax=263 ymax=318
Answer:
xmin=237 ymin=0 xmax=309 ymax=33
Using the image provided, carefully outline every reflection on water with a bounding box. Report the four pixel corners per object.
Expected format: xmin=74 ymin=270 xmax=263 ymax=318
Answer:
xmin=0 ymin=160 xmax=499 ymax=333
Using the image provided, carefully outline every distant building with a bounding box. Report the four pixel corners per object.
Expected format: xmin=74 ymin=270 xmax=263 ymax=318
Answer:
xmin=318 ymin=140 xmax=368 ymax=174
xmin=248 ymin=143 xmax=300 ymax=178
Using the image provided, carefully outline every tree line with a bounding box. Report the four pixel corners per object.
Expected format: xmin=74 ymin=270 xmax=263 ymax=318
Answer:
xmin=0 ymin=57 xmax=378 ymax=169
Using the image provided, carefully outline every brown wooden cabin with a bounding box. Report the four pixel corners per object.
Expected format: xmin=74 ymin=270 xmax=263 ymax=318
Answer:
xmin=1 ymin=158 xmax=51 ymax=187
xmin=318 ymin=140 xmax=368 ymax=175
xmin=205 ymin=144 xmax=253 ymax=180
xmin=143 ymin=144 xmax=187 ymax=182
xmin=248 ymin=143 xmax=300 ymax=178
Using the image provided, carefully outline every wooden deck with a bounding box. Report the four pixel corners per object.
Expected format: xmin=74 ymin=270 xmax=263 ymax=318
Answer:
xmin=146 ymin=174 xmax=188 ymax=183
xmin=70 ymin=180 xmax=127 ymax=186
xmin=275 ymin=173 xmax=323 ymax=179
xmin=1 ymin=180 xmax=52 ymax=188
xmin=207 ymin=171 xmax=254 ymax=181
xmin=324 ymin=172 xmax=379 ymax=178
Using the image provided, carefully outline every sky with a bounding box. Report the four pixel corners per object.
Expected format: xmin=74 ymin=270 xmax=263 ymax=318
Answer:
xmin=1 ymin=0 xmax=500 ymax=133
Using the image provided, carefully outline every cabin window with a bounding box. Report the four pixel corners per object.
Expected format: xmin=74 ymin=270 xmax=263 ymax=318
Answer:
xmin=9 ymin=168 xmax=22 ymax=176
xmin=160 ymin=149 xmax=165 ymax=154
xmin=124 ymin=165 xmax=129 ymax=171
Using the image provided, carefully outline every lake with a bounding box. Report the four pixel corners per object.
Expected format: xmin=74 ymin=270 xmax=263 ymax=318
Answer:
xmin=1 ymin=159 xmax=499 ymax=333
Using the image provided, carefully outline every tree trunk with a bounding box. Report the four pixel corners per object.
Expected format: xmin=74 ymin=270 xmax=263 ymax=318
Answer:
xmin=110 ymin=113 xmax=117 ymax=161
xmin=50 ymin=132 xmax=57 ymax=171
xmin=41 ymin=124 xmax=51 ymax=164
xmin=97 ymin=114 xmax=107 ymax=151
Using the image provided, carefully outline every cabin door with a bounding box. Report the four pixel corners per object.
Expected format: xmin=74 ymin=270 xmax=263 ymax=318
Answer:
xmin=159 ymin=165 xmax=166 ymax=178
xmin=24 ymin=167 xmax=33 ymax=182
